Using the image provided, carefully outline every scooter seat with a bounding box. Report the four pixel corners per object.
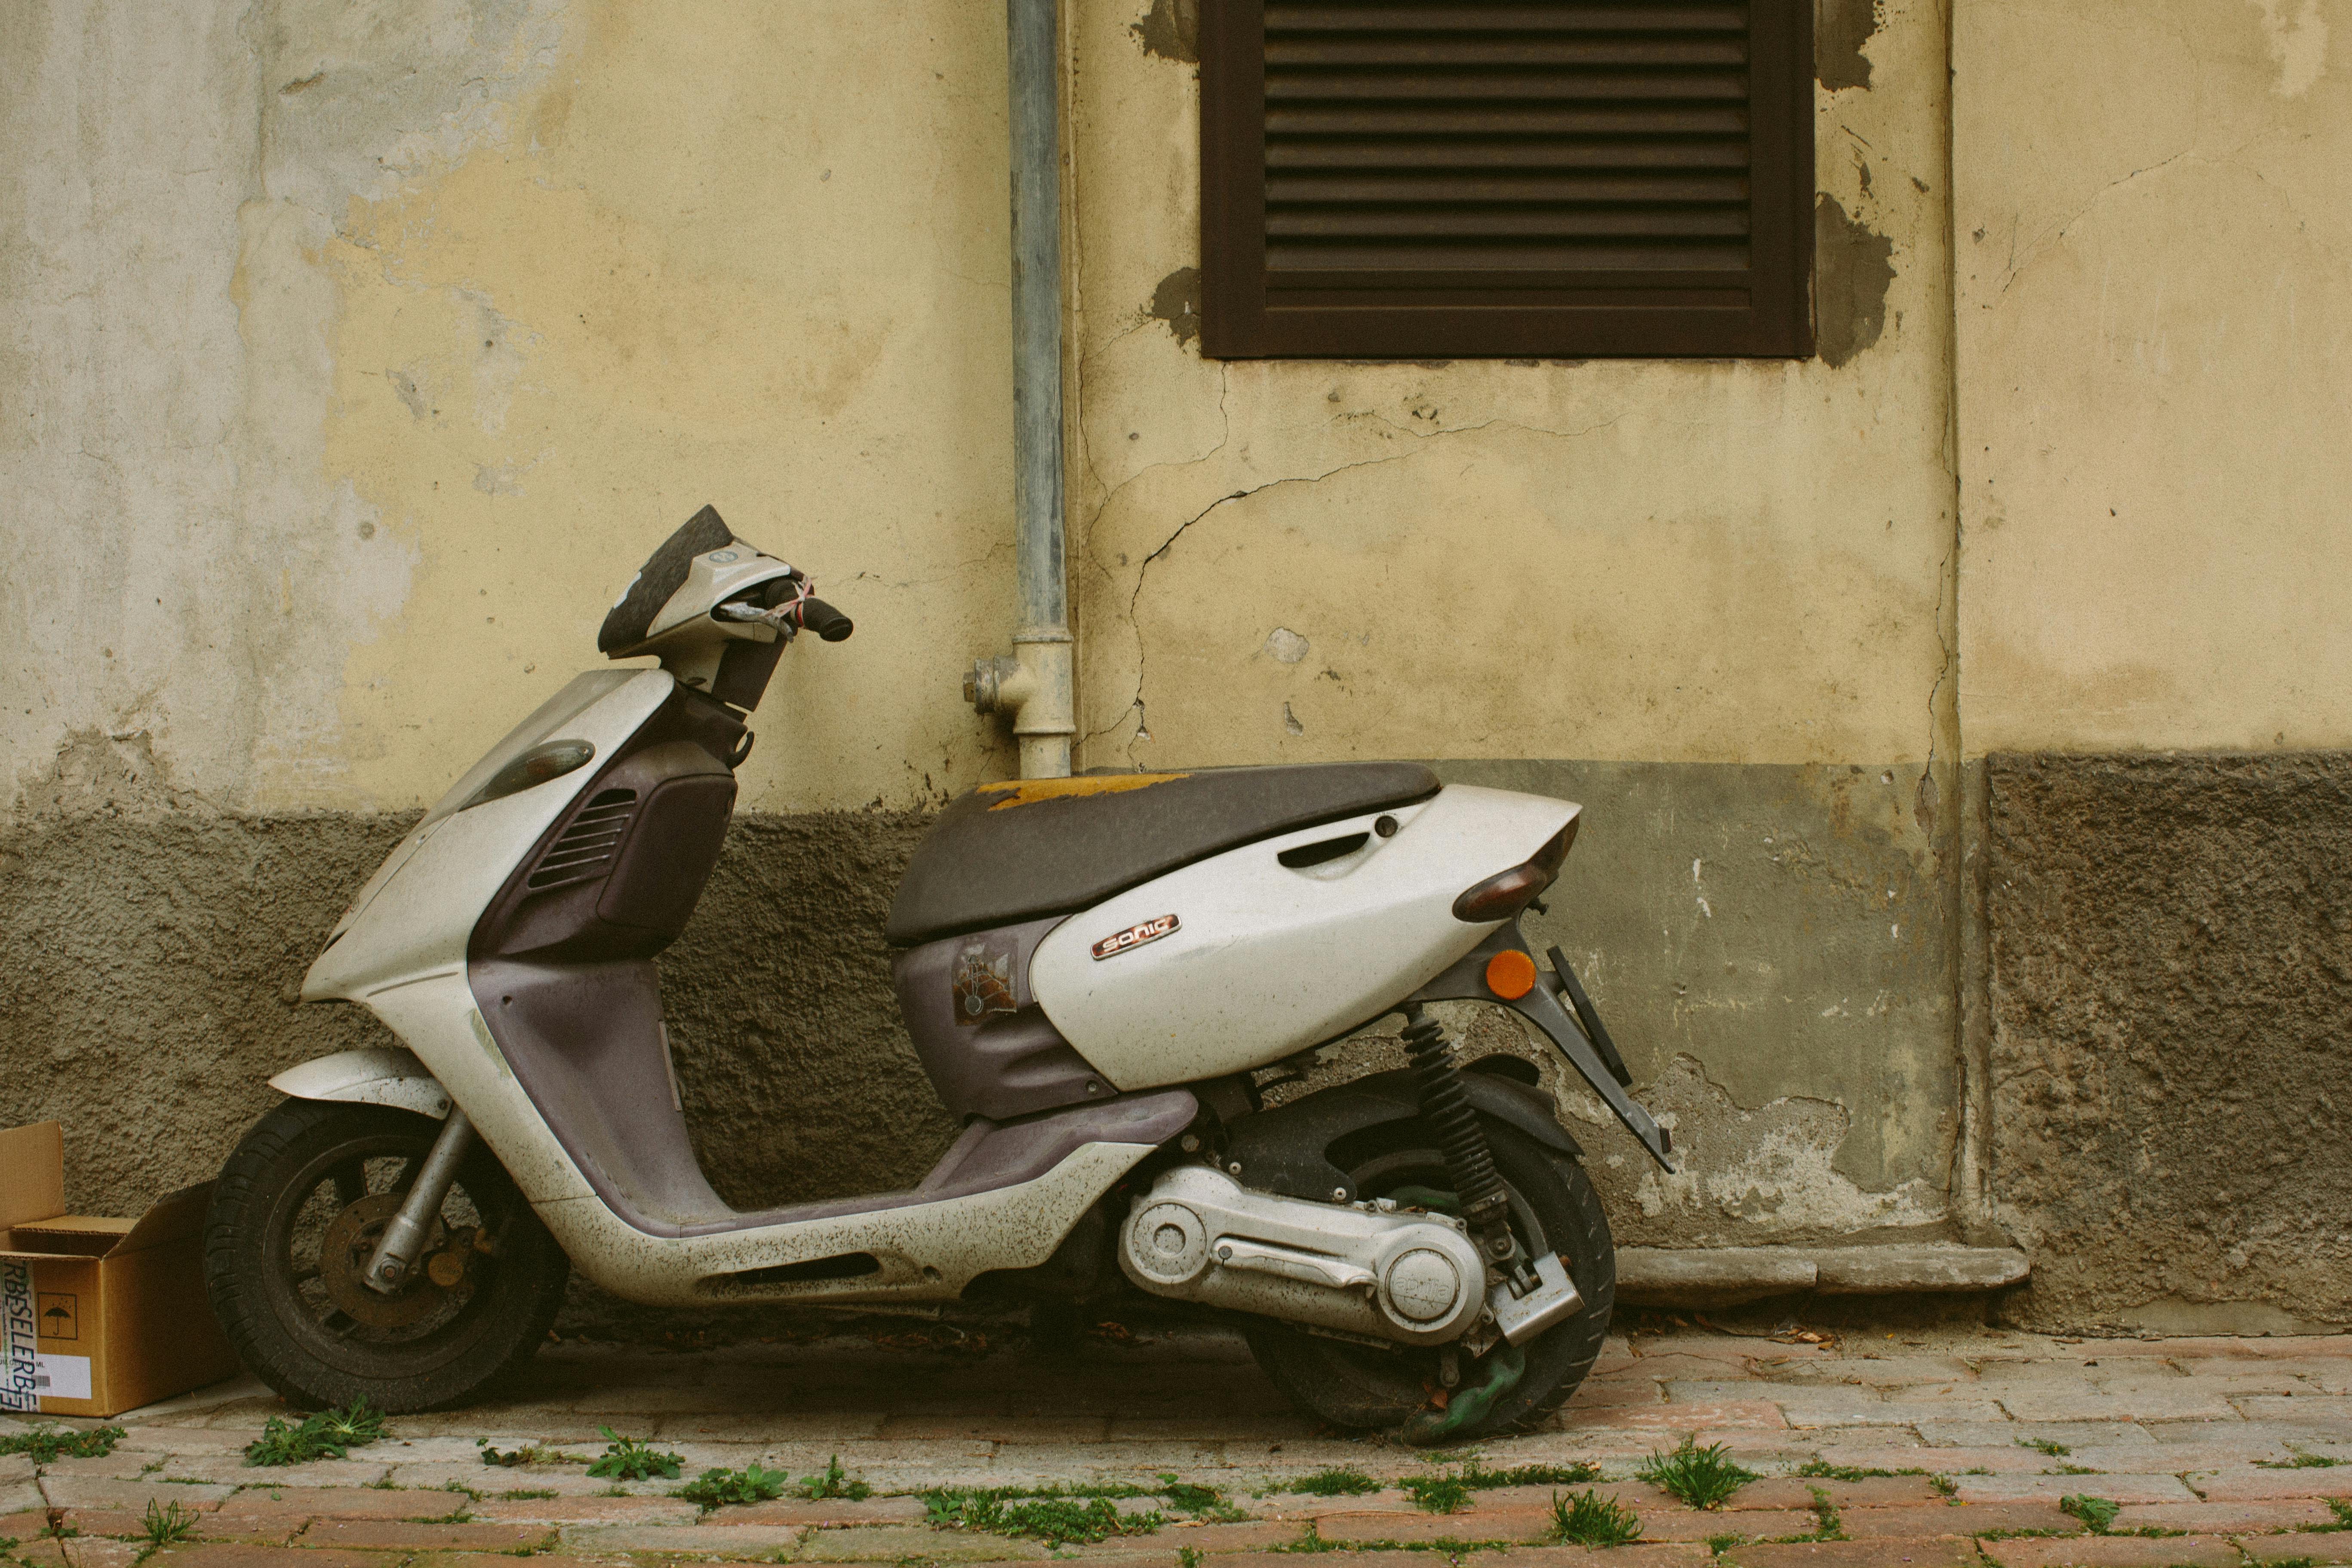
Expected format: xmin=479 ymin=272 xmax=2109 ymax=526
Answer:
xmin=885 ymin=762 xmax=1441 ymax=946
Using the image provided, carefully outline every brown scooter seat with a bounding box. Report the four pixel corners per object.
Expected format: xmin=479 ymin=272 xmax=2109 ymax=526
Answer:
xmin=885 ymin=762 xmax=1442 ymax=946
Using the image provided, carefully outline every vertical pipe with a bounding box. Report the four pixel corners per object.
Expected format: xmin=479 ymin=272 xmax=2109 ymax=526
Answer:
xmin=1006 ymin=0 xmax=1074 ymax=778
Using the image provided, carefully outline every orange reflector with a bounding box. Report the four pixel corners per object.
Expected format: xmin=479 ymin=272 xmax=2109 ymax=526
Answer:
xmin=1485 ymin=950 xmax=1537 ymax=1001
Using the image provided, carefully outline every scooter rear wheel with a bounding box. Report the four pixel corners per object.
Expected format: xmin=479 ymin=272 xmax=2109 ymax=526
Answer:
xmin=1241 ymin=1115 xmax=1614 ymax=1442
xmin=204 ymin=1099 xmax=570 ymax=1412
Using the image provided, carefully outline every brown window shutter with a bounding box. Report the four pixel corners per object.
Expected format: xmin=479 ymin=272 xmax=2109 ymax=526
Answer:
xmin=1200 ymin=1 xmax=1815 ymax=359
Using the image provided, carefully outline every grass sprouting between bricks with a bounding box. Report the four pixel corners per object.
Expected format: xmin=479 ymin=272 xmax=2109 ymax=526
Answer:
xmin=682 ymin=1460 xmax=788 ymax=1508
xmin=0 ymin=1425 xmax=123 ymax=1463
xmin=1639 ymin=1436 xmax=1757 ymax=1511
xmin=141 ymin=1500 xmax=198 ymax=1546
xmin=585 ymin=1427 xmax=682 ymax=1482
xmin=1406 ymin=1460 xmax=1604 ymax=1513
xmin=245 ymin=1399 xmax=388 ymax=1466
xmin=1279 ymin=1469 xmax=1381 ymax=1497
xmin=799 ymin=1455 xmax=872 ymax=1501
xmin=2060 ymin=1494 xmax=2120 ymax=1533
xmin=924 ymin=1487 xmax=1162 ymax=1546
xmin=1553 ymin=1489 xmax=1643 ymax=1547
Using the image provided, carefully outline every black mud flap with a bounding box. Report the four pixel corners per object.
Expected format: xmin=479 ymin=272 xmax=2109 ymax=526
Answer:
xmin=1411 ymin=924 xmax=1677 ymax=1173
xmin=1223 ymin=1065 xmax=1583 ymax=1204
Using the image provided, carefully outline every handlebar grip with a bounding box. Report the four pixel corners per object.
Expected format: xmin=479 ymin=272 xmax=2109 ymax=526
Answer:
xmin=797 ymin=596 xmax=854 ymax=642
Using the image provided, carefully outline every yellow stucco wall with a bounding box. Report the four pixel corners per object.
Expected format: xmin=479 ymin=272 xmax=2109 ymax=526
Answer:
xmin=1956 ymin=0 xmax=2352 ymax=756
xmin=1066 ymin=1 xmax=1958 ymax=774
xmin=5 ymin=0 xmax=1024 ymax=818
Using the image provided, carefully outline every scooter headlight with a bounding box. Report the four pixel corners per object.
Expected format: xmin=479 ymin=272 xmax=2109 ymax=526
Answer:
xmin=460 ymin=739 xmax=596 ymax=811
xmin=1451 ymin=818 xmax=1577 ymax=923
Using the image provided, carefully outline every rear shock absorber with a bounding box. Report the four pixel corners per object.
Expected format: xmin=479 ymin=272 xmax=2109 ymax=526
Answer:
xmin=1400 ymin=1003 xmax=1523 ymax=1276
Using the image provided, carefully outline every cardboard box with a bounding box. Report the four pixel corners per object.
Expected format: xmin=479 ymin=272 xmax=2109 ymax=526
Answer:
xmin=0 ymin=1122 xmax=240 ymax=1416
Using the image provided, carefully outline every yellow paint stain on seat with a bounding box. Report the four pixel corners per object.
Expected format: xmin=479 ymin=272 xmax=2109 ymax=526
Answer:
xmin=978 ymin=773 xmax=1191 ymax=810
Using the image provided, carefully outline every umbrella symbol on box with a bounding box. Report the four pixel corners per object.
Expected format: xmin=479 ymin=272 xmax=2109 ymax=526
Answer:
xmin=36 ymin=1296 xmax=74 ymax=1340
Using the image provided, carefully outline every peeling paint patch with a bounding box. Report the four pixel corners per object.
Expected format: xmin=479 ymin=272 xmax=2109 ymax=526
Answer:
xmin=1578 ymin=1056 xmax=1945 ymax=1238
xmin=1130 ymin=0 xmax=1199 ymax=64
xmin=1264 ymin=627 xmax=1309 ymax=664
xmin=1815 ymin=194 xmax=1895 ymax=368
xmin=473 ymin=458 xmax=531 ymax=495
xmin=1147 ymin=266 xmax=1202 ymax=349
xmin=1282 ymin=702 xmax=1304 ymax=736
xmin=2248 ymin=0 xmax=2329 ymax=96
xmin=387 ymin=367 xmax=431 ymax=421
xmin=1817 ymin=0 xmax=1883 ymax=92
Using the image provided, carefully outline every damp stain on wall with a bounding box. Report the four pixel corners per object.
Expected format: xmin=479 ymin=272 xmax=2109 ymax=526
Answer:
xmin=1130 ymin=0 xmax=1199 ymax=64
xmin=1147 ymin=266 xmax=1202 ymax=349
xmin=1817 ymin=0 xmax=1885 ymax=92
xmin=1815 ymin=194 xmax=1897 ymax=369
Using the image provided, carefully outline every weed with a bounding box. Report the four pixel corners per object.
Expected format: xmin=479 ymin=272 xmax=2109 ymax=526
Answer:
xmin=0 ymin=1425 xmax=125 ymax=1463
xmin=1552 ymin=1489 xmax=1643 ymax=1548
xmin=1160 ymin=1477 xmax=1246 ymax=1522
xmin=499 ymin=1490 xmax=559 ymax=1502
xmin=1271 ymin=1523 xmax=1341 ymax=1553
xmin=364 ymin=1476 xmax=401 ymax=1491
xmin=141 ymin=1500 xmax=197 ymax=1546
xmin=1178 ymin=1549 xmax=1202 ymax=1568
xmin=798 ymin=1455 xmax=873 ymax=1502
xmin=1704 ymin=1534 xmax=1742 ymax=1556
xmin=245 ymin=1400 xmax=389 ymax=1466
xmin=2265 ymin=1559 xmax=2315 ymax=1568
xmin=1639 ymin=1437 xmax=1757 ymax=1511
xmin=1794 ymin=1461 xmax=1930 ymax=1483
xmin=584 ymin=1427 xmax=682 ymax=1482
xmin=2257 ymin=1454 xmax=2346 ymax=1470
xmin=1469 ymin=1461 xmax=1602 ymax=1488
xmin=1282 ymin=1469 xmax=1380 ymax=1497
xmin=2048 ymin=1464 xmax=2102 ymax=1476
xmin=1806 ymin=1486 xmax=1847 ymax=1542
xmin=2018 ymin=1439 xmax=2072 ymax=1458
xmin=1403 ymin=1474 xmax=1472 ymax=1514
xmin=2060 ymin=1495 xmax=2120 ymax=1534
xmin=923 ymin=1488 xmax=1159 ymax=1546
xmin=1930 ymin=1475 xmax=1958 ymax=1500
xmin=2328 ymin=1500 xmax=2352 ymax=1528
xmin=597 ymin=1485 xmax=631 ymax=1498
xmin=683 ymin=1462 xmax=788 ymax=1510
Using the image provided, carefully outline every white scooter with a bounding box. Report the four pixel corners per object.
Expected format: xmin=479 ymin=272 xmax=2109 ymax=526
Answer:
xmin=206 ymin=507 xmax=1675 ymax=1439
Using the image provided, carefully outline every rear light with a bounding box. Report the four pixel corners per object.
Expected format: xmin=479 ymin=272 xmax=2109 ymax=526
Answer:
xmin=1451 ymin=818 xmax=1579 ymax=923
xmin=1485 ymin=949 xmax=1537 ymax=1000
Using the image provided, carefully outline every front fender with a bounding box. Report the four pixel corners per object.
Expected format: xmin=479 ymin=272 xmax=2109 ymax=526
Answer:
xmin=270 ymin=1047 xmax=452 ymax=1120
xmin=1222 ymin=1066 xmax=1581 ymax=1203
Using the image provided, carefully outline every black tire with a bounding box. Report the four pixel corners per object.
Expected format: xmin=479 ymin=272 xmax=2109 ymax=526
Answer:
xmin=205 ymin=1099 xmax=570 ymax=1412
xmin=1243 ymin=1115 xmax=1615 ymax=1442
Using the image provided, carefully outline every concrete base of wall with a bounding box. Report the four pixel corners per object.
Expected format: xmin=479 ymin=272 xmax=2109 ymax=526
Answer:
xmin=1983 ymin=752 xmax=2352 ymax=1333
xmin=1616 ymin=1243 xmax=2030 ymax=1307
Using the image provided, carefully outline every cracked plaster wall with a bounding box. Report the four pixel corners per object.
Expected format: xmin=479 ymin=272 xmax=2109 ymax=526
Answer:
xmin=4 ymin=0 xmax=1021 ymax=821
xmin=1955 ymin=0 xmax=2352 ymax=753
xmin=1067 ymin=3 xmax=1966 ymax=1242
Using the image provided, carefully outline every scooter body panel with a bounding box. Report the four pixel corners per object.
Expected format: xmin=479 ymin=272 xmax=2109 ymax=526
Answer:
xmin=1029 ymin=785 xmax=1579 ymax=1089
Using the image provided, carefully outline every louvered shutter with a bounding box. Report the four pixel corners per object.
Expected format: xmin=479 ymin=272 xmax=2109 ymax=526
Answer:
xmin=1199 ymin=0 xmax=1815 ymax=358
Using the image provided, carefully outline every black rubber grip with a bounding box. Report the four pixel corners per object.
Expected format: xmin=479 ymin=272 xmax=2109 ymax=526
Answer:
xmin=798 ymin=596 xmax=854 ymax=642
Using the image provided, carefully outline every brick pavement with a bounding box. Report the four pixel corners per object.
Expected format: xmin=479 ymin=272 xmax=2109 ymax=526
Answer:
xmin=3 ymin=1324 xmax=2349 ymax=1568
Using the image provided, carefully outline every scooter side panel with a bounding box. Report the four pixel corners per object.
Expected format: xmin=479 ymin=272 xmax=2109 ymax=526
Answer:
xmin=1030 ymin=785 xmax=1578 ymax=1090
xmin=529 ymin=1141 xmax=1159 ymax=1307
xmin=302 ymin=669 xmax=675 ymax=1002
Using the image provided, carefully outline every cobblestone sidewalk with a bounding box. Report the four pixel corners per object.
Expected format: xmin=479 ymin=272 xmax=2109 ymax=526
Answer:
xmin=5 ymin=1322 xmax=2349 ymax=1568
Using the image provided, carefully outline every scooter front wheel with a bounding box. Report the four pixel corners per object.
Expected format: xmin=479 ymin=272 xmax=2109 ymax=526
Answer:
xmin=1242 ymin=1114 xmax=1615 ymax=1442
xmin=204 ymin=1099 xmax=570 ymax=1412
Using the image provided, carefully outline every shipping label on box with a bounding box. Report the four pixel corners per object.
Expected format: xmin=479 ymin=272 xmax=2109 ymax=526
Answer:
xmin=1 ymin=1259 xmax=39 ymax=1412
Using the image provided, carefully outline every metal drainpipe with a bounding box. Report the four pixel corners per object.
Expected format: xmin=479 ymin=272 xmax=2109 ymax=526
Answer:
xmin=964 ymin=0 xmax=1076 ymax=779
